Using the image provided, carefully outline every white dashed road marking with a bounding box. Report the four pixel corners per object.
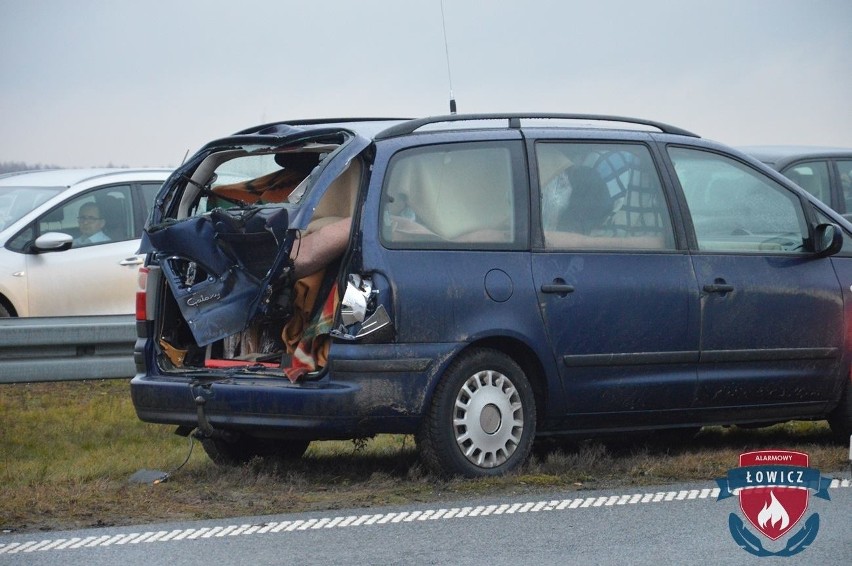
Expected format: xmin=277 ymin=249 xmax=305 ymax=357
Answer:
xmin=1 ymin=479 xmax=849 ymax=555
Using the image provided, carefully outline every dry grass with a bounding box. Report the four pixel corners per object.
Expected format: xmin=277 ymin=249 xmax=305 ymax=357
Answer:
xmin=1 ymin=380 xmax=848 ymax=534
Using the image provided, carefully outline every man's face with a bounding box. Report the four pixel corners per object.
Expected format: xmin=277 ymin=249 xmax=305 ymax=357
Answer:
xmin=77 ymin=204 xmax=105 ymax=237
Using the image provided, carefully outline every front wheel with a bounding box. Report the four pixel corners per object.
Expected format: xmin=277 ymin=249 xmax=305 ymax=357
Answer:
xmin=418 ymin=348 xmax=536 ymax=477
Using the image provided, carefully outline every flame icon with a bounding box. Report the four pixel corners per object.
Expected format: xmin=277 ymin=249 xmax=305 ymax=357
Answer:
xmin=757 ymin=491 xmax=790 ymax=530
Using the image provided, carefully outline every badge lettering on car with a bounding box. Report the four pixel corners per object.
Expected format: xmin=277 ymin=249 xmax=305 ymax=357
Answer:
xmin=187 ymin=292 xmax=221 ymax=307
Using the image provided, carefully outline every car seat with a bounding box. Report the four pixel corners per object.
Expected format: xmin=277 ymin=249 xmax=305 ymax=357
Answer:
xmin=305 ymin=159 xmax=361 ymax=234
xmin=555 ymin=166 xmax=612 ymax=234
xmin=394 ymin=148 xmax=513 ymax=241
xmin=95 ymin=194 xmax=129 ymax=241
xmin=785 ymin=169 xmax=829 ymax=203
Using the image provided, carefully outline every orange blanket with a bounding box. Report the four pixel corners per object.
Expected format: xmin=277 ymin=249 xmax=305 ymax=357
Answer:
xmin=282 ymin=270 xmax=338 ymax=382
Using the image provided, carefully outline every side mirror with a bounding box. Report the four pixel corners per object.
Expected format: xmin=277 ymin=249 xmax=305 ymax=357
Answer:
xmin=813 ymin=223 xmax=843 ymax=257
xmin=33 ymin=232 xmax=73 ymax=253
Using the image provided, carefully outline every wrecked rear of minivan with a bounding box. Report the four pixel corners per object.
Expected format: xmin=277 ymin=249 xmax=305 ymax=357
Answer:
xmin=132 ymin=115 xmax=549 ymax=478
xmin=131 ymin=120 xmax=420 ymax=465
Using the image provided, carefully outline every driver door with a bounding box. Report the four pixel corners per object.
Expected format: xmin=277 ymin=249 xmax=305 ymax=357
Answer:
xmin=26 ymin=184 xmax=142 ymax=316
xmin=669 ymin=147 xmax=844 ymax=416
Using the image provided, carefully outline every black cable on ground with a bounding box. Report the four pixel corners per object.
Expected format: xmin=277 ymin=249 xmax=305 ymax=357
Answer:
xmin=128 ymin=432 xmax=195 ymax=485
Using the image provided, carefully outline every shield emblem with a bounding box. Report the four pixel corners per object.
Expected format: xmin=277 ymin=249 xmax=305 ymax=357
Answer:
xmin=737 ymin=450 xmax=810 ymax=540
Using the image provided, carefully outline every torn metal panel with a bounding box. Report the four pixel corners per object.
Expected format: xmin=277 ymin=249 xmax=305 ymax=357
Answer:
xmin=145 ymin=207 xmax=295 ymax=346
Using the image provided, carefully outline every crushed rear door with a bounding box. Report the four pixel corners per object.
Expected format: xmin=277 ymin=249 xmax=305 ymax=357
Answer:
xmin=141 ymin=126 xmax=371 ymax=346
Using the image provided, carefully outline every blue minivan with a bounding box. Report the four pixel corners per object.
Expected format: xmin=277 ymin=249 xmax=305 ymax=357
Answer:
xmin=131 ymin=114 xmax=852 ymax=477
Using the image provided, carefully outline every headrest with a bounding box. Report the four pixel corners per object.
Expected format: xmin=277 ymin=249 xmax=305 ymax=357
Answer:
xmin=274 ymin=152 xmax=321 ymax=173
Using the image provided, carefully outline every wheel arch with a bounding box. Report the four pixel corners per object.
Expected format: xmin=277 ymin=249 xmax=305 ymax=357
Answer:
xmin=0 ymin=293 xmax=17 ymax=317
xmin=449 ymin=336 xmax=550 ymax=428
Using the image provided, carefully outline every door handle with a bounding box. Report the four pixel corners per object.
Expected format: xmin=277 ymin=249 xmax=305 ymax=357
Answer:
xmin=541 ymin=283 xmax=575 ymax=294
xmin=119 ymin=257 xmax=144 ymax=266
xmin=703 ymin=283 xmax=734 ymax=294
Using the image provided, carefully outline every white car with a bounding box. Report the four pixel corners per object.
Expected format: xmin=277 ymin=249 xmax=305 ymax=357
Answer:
xmin=0 ymin=168 xmax=171 ymax=317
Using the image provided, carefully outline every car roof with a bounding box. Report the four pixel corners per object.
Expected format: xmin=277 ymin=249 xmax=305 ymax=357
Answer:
xmin=0 ymin=168 xmax=172 ymax=187
xmin=233 ymin=118 xmax=409 ymax=139
xmin=739 ymin=145 xmax=852 ymax=168
xmin=374 ymin=113 xmax=700 ymax=139
xmin=230 ymin=114 xmax=701 ymax=143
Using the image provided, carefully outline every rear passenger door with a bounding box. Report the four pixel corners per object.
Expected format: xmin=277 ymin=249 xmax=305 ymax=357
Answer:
xmin=668 ymin=147 xmax=844 ymax=417
xmin=530 ymin=140 xmax=700 ymax=427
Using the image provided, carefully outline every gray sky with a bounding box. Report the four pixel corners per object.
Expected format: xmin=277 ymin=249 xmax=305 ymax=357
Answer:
xmin=1 ymin=0 xmax=851 ymax=168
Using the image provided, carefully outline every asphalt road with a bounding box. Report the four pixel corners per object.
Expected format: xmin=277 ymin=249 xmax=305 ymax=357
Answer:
xmin=2 ymin=479 xmax=849 ymax=565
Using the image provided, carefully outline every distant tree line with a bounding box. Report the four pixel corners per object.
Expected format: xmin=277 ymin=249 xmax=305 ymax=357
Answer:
xmin=0 ymin=161 xmax=138 ymax=174
xmin=0 ymin=161 xmax=63 ymax=175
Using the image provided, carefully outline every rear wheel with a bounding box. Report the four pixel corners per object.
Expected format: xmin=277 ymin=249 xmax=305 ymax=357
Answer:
xmin=200 ymin=434 xmax=310 ymax=466
xmin=0 ymin=303 xmax=11 ymax=317
xmin=418 ymin=348 xmax=536 ymax=477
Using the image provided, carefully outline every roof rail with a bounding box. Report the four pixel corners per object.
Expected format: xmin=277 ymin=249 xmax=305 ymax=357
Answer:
xmin=374 ymin=113 xmax=699 ymax=140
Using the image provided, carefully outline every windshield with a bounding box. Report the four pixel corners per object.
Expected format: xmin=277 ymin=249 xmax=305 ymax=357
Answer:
xmin=0 ymin=186 xmax=65 ymax=230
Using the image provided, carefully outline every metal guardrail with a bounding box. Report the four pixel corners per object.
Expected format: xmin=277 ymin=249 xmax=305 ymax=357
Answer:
xmin=0 ymin=315 xmax=135 ymax=383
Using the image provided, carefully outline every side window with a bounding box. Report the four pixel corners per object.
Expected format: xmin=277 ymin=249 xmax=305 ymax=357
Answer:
xmin=669 ymin=147 xmax=807 ymax=253
xmin=536 ymin=142 xmax=675 ymax=250
xmin=137 ymin=182 xmax=162 ymax=235
xmin=0 ymin=187 xmax=61 ymax=231
xmin=38 ymin=185 xmax=134 ymax=247
xmin=838 ymin=160 xmax=852 ymax=213
xmin=781 ymin=161 xmax=831 ymax=205
xmin=2 ymin=187 xmax=64 ymax=250
xmin=380 ymin=141 xmax=526 ymax=249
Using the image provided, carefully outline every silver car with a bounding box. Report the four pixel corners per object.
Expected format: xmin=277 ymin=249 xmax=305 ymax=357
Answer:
xmin=741 ymin=146 xmax=852 ymax=220
xmin=0 ymin=168 xmax=170 ymax=317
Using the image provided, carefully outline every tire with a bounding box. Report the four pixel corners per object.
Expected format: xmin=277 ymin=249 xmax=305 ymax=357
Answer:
xmin=828 ymin=379 xmax=852 ymax=443
xmin=200 ymin=434 xmax=310 ymax=466
xmin=0 ymin=303 xmax=11 ymax=317
xmin=418 ymin=348 xmax=536 ymax=478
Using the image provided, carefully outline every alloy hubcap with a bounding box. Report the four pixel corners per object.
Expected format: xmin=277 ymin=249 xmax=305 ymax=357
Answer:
xmin=453 ymin=369 xmax=524 ymax=468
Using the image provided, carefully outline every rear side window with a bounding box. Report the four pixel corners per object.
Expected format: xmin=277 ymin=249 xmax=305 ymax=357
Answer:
xmin=670 ymin=147 xmax=808 ymax=253
xmin=781 ymin=160 xmax=831 ymax=205
xmin=380 ymin=141 xmax=527 ymax=249
xmin=536 ymin=142 xmax=675 ymax=250
xmin=137 ymin=182 xmax=162 ymax=232
xmin=839 ymin=160 xmax=852 ymax=213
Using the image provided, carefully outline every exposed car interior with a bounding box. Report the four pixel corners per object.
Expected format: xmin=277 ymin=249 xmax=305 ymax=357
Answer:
xmin=148 ymin=143 xmax=370 ymax=379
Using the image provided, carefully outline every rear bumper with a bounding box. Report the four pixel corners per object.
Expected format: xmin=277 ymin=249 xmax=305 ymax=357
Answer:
xmin=131 ymin=342 xmax=458 ymax=439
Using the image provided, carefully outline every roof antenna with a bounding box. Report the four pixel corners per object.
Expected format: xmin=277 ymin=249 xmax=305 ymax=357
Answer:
xmin=440 ymin=0 xmax=457 ymax=114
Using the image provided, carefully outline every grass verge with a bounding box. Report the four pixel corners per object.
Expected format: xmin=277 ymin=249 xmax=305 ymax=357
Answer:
xmin=1 ymin=380 xmax=848 ymax=534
